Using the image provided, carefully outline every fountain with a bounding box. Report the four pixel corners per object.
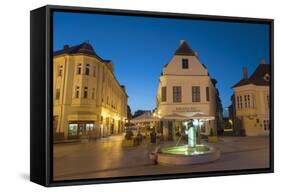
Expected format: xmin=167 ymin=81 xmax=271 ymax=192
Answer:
xmin=152 ymin=113 xmax=221 ymax=165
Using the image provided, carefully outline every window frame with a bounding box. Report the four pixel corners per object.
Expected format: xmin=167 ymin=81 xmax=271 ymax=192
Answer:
xmin=173 ymin=86 xmax=182 ymax=103
xmin=75 ymin=86 xmax=80 ymax=99
xmin=206 ymin=86 xmax=210 ymax=102
xmin=55 ymin=88 xmax=60 ymax=100
xmin=161 ymin=86 xmax=167 ymax=102
xmin=192 ymin=86 xmax=201 ymax=102
xmin=85 ymin=64 xmax=90 ymax=75
xmin=83 ymin=86 xmax=88 ymax=98
xmin=182 ymin=58 xmax=189 ymax=69
xmin=77 ymin=63 xmax=82 ymax=75
xmin=58 ymin=65 xmax=63 ymax=76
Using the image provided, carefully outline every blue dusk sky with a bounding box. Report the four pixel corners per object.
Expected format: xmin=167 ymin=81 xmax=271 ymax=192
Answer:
xmin=53 ymin=11 xmax=270 ymax=114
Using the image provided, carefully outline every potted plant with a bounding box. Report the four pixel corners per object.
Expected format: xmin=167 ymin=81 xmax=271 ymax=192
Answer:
xmin=208 ymin=128 xmax=218 ymax=143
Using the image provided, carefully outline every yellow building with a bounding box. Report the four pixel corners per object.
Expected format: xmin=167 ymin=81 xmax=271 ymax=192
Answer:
xmin=231 ymin=60 xmax=270 ymax=136
xmin=53 ymin=42 xmax=128 ymax=140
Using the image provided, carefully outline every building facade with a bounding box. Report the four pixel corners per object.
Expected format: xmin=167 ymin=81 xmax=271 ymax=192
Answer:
xmin=53 ymin=42 xmax=128 ymax=140
xmin=155 ymin=40 xmax=220 ymax=140
xmin=230 ymin=61 xmax=270 ymax=136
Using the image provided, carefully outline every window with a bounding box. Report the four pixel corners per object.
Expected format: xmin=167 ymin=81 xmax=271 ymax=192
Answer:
xmin=264 ymin=73 xmax=270 ymax=81
xmin=102 ymin=68 xmax=105 ymax=82
xmin=92 ymin=88 xmax=95 ymax=100
xmin=173 ymin=86 xmax=181 ymax=103
xmin=161 ymin=86 xmax=167 ymax=102
xmin=75 ymin=86 xmax=80 ymax=98
xmin=236 ymin=96 xmax=239 ymax=109
xmin=93 ymin=66 xmax=96 ymax=77
xmin=263 ymin=120 xmax=269 ymax=131
xmin=58 ymin=65 xmax=63 ymax=76
xmin=182 ymin=59 xmax=189 ymax=69
xmin=237 ymin=95 xmax=243 ymax=109
xmin=55 ymin=89 xmax=60 ymax=100
xmin=86 ymin=123 xmax=94 ymax=131
xmin=252 ymin=94 xmax=256 ymax=108
xmin=244 ymin=95 xmax=248 ymax=108
xmin=85 ymin=64 xmax=90 ymax=75
xmin=77 ymin=64 xmax=82 ymax=75
xmin=192 ymin=86 xmax=200 ymax=102
xmin=206 ymin=87 xmax=210 ymax=101
xmin=68 ymin=124 xmax=78 ymax=136
xmin=242 ymin=95 xmax=251 ymax=108
xmin=267 ymin=95 xmax=269 ymax=108
xmin=83 ymin=86 xmax=88 ymax=98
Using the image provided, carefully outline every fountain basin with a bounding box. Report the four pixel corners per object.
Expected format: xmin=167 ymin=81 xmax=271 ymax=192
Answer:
xmin=154 ymin=144 xmax=220 ymax=165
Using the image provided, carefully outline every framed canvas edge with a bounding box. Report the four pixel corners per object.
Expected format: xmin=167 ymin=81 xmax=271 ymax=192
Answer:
xmin=30 ymin=4 xmax=274 ymax=187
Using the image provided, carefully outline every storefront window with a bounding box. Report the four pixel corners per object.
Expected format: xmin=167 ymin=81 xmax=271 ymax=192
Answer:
xmin=86 ymin=123 xmax=94 ymax=131
xmin=68 ymin=124 xmax=78 ymax=136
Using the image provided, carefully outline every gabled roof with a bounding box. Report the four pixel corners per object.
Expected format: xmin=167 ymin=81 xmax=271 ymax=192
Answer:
xmin=232 ymin=64 xmax=270 ymax=88
xmin=174 ymin=41 xmax=196 ymax=56
xmin=54 ymin=42 xmax=110 ymax=62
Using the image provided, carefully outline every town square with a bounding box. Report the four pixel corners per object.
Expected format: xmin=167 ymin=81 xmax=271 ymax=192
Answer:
xmin=52 ymin=11 xmax=270 ymax=181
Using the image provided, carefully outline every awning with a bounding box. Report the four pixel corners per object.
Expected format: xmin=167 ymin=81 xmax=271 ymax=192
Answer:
xmin=190 ymin=113 xmax=215 ymax=121
xmin=160 ymin=112 xmax=214 ymax=121
xmin=161 ymin=113 xmax=190 ymax=121
xmin=131 ymin=112 xmax=159 ymax=123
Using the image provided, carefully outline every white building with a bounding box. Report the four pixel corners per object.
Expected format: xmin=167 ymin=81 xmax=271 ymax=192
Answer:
xmin=155 ymin=40 xmax=219 ymax=140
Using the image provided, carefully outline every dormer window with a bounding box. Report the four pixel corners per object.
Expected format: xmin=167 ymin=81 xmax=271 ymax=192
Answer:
xmin=264 ymin=73 xmax=270 ymax=81
xmin=182 ymin=59 xmax=189 ymax=69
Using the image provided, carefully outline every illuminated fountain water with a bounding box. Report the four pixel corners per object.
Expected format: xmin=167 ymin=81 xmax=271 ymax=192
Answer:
xmin=153 ymin=113 xmax=221 ymax=165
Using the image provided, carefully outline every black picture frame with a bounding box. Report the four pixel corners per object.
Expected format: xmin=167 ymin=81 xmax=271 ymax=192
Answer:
xmin=30 ymin=5 xmax=274 ymax=187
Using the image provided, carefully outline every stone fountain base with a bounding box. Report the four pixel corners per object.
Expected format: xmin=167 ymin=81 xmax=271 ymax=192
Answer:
xmin=151 ymin=145 xmax=220 ymax=165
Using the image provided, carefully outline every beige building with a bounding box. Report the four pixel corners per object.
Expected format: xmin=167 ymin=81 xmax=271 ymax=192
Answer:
xmin=231 ymin=61 xmax=270 ymax=136
xmin=155 ymin=40 xmax=219 ymax=140
xmin=53 ymin=42 xmax=128 ymax=140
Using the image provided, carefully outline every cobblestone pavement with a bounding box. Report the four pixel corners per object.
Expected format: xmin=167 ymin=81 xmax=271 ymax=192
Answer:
xmin=53 ymin=135 xmax=270 ymax=181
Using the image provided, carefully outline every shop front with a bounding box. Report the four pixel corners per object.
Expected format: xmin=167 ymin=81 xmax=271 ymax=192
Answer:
xmin=67 ymin=113 xmax=98 ymax=139
xmin=68 ymin=121 xmax=97 ymax=139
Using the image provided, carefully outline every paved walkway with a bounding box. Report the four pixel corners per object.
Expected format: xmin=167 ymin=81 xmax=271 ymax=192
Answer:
xmin=53 ymin=135 xmax=269 ymax=181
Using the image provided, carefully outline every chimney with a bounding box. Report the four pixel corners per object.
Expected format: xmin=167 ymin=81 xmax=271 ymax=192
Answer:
xmin=180 ymin=40 xmax=185 ymax=45
xmin=260 ymin=59 xmax=266 ymax=64
xmin=242 ymin=67 xmax=248 ymax=79
xmin=63 ymin=44 xmax=69 ymax=50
